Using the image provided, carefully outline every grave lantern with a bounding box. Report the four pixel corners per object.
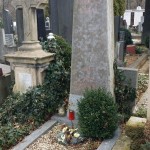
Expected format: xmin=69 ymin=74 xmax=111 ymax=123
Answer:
xmin=68 ymin=110 xmax=75 ymax=120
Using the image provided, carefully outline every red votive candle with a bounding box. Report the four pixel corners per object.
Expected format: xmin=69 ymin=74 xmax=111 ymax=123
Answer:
xmin=69 ymin=110 xmax=75 ymax=120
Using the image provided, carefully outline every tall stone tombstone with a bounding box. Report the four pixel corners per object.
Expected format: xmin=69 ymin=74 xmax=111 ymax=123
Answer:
xmin=5 ymin=0 xmax=54 ymax=93
xmin=69 ymin=0 xmax=114 ymax=118
xmin=49 ymin=0 xmax=74 ymax=44
xmin=142 ymin=0 xmax=150 ymax=42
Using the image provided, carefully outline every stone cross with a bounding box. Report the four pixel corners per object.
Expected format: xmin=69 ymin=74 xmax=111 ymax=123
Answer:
xmin=12 ymin=0 xmax=47 ymax=42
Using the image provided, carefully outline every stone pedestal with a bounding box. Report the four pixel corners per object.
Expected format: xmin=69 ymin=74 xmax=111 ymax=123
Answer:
xmin=69 ymin=0 xmax=114 ymax=118
xmin=5 ymin=49 xmax=54 ymax=93
xmin=5 ymin=0 xmax=54 ymax=93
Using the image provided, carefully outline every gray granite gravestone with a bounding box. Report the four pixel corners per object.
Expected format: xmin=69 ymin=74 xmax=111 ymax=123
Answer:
xmin=49 ymin=0 xmax=74 ymax=44
xmin=16 ymin=8 xmax=24 ymax=46
xmin=142 ymin=0 xmax=150 ymax=42
xmin=37 ymin=9 xmax=46 ymax=41
xmin=3 ymin=9 xmax=13 ymax=34
xmin=68 ymin=0 xmax=114 ymax=118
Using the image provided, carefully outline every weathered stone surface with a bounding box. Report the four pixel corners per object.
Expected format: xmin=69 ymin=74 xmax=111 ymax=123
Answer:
xmin=5 ymin=50 xmax=54 ymax=93
xmin=125 ymin=116 xmax=147 ymax=139
xmin=112 ymin=134 xmax=131 ymax=150
xmin=5 ymin=0 xmax=54 ymax=93
xmin=69 ymin=0 xmax=114 ymax=117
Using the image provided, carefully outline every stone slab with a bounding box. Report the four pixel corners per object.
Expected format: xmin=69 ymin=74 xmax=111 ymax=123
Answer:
xmin=97 ymin=128 xmax=121 ymax=150
xmin=12 ymin=120 xmax=57 ymax=150
xmin=0 ymin=63 xmax=11 ymax=74
xmin=118 ymin=67 xmax=138 ymax=89
xmin=51 ymin=114 xmax=78 ymax=128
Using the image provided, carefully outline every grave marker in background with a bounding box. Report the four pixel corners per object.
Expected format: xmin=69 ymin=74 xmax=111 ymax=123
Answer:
xmin=49 ymin=0 xmax=74 ymax=44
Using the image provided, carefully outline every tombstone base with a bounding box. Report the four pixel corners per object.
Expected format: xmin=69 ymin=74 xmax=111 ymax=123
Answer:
xmin=68 ymin=94 xmax=83 ymax=120
xmin=5 ymin=50 xmax=54 ymax=93
xmin=19 ymin=41 xmax=42 ymax=51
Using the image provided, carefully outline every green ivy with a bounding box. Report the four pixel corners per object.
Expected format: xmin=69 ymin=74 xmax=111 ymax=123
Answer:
xmin=114 ymin=60 xmax=136 ymax=121
xmin=0 ymin=35 xmax=71 ymax=149
xmin=114 ymin=0 xmax=126 ymax=16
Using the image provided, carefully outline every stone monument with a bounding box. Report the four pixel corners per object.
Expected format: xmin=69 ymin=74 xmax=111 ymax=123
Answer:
xmin=69 ymin=0 xmax=114 ymax=118
xmin=5 ymin=0 xmax=54 ymax=93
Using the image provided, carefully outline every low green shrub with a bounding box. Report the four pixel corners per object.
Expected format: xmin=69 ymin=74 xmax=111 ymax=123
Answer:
xmin=120 ymin=28 xmax=133 ymax=47
xmin=135 ymin=46 xmax=143 ymax=54
xmin=134 ymin=107 xmax=147 ymax=118
xmin=78 ymin=88 xmax=118 ymax=139
xmin=141 ymin=142 xmax=150 ymax=150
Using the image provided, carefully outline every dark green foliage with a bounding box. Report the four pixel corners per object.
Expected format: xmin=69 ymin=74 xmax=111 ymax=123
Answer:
xmin=114 ymin=0 xmax=126 ymax=16
xmin=135 ymin=46 xmax=143 ymax=54
xmin=134 ymin=107 xmax=147 ymax=118
xmin=120 ymin=28 xmax=133 ymax=47
xmin=130 ymin=139 xmax=146 ymax=150
xmin=141 ymin=142 xmax=150 ymax=150
xmin=114 ymin=61 xmax=136 ymax=121
xmin=0 ymin=35 xmax=71 ymax=149
xmin=78 ymin=88 xmax=118 ymax=139
xmin=42 ymin=35 xmax=71 ymax=107
xmin=144 ymin=36 xmax=149 ymax=48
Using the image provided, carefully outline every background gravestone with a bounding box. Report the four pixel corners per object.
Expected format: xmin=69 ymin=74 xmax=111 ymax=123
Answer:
xmin=49 ymin=0 xmax=74 ymax=44
xmin=69 ymin=0 xmax=114 ymax=117
xmin=37 ymin=9 xmax=46 ymax=41
xmin=142 ymin=0 xmax=150 ymax=42
xmin=3 ymin=9 xmax=13 ymax=34
xmin=16 ymin=8 xmax=24 ymax=46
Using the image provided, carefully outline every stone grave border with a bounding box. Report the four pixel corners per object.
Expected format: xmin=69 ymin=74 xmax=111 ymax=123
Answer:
xmin=12 ymin=118 xmax=121 ymax=150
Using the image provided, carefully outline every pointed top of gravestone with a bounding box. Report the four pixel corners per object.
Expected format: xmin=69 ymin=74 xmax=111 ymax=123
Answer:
xmin=11 ymin=0 xmax=48 ymax=9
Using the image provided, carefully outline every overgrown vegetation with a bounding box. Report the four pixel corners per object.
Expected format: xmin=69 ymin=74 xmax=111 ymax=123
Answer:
xmin=120 ymin=28 xmax=133 ymax=47
xmin=114 ymin=0 xmax=126 ymax=16
xmin=144 ymin=36 xmax=149 ymax=48
xmin=78 ymin=88 xmax=118 ymax=139
xmin=0 ymin=35 xmax=71 ymax=149
xmin=114 ymin=60 xmax=136 ymax=121
xmin=129 ymin=121 xmax=150 ymax=150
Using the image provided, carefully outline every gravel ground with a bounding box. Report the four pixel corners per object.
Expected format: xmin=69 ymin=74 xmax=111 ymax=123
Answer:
xmin=26 ymin=124 xmax=101 ymax=150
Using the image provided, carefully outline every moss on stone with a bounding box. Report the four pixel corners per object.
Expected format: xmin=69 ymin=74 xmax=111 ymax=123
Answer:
xmin=112 ymin=134 xmax=132 ymax=150
xmin=125 ymin=116 xmax=146 ymax=139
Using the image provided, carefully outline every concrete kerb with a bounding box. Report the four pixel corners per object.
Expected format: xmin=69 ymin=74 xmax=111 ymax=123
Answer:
xmin=97 ymin=128 xmax=121 ymax=150
xmin=51 ymin=115 xmax=121 ymax=150
xmin=12 ymin=115 xmax=121 ymax=150
xmin=12 ymin=120 xmax=57 ymax=150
